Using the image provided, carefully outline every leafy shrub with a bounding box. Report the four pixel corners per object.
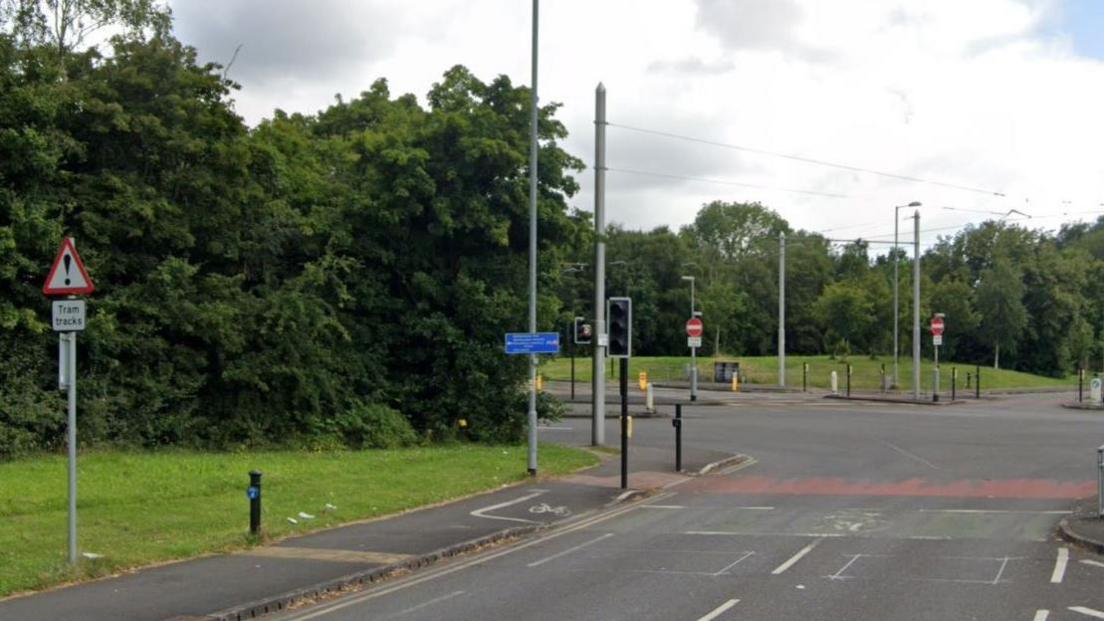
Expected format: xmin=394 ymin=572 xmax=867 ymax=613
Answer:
xmin=334 ymin=401 xmax=417 ymax=449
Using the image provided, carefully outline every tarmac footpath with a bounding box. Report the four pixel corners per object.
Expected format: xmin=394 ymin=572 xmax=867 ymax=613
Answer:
xmin=0 ymin=443 xmax=739 ymax=621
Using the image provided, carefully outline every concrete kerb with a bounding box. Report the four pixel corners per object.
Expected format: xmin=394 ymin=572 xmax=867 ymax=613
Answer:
xmin=205 ymin=524 xmax=546 ymax=621
xmin=1058 ymin=517 xmax=1104 ymax=555
xmin=1061 ymin=402 xmax=1104 ymax=411
xmin=823 ymin=394 xmax=966 ymax=406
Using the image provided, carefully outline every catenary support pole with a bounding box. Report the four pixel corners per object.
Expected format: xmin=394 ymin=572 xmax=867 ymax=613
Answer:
xmin=66 ymin=331 xmax=77 ymax=564
xmin=526 ymin=0 xmax=540 ymax=475
xmin=893 ymin=210 xmax=900 ymax=388
xmin=779 ymin=232 xmax=786 ymax=388
xmin=592 ymin=83 xmax=606 ymax=446
xmin=912 ymin=210 xmax=921 ymax=401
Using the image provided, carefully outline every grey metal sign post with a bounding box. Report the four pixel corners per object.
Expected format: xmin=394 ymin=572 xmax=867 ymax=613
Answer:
xmin=43 ymin=238 xmax=95 ymax=565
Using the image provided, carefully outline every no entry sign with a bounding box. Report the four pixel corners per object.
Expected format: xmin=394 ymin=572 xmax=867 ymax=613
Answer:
xmin=930 ymin=316 xmax=945 ymax=336
xmin=686 ymin=317 xmax=703 ymax=338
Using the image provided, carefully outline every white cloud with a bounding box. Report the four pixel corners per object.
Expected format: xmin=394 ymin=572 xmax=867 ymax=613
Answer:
xmin=169 ymin=0 xmax=1104 ymax=247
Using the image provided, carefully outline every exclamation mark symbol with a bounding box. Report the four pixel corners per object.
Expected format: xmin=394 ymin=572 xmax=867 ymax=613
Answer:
xmin=63 ymin=254 xmax=71 ymax=286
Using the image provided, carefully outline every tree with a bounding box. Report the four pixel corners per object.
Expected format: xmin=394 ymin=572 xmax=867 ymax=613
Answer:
xmin=813 ymin=281 xmax=876 ymax=356
xmin=975 ymin=257 xmax=1027 ymax=369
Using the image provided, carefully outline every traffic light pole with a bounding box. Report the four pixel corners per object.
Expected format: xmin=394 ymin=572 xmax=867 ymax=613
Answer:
xmin=592 ymin=83 xmax=606 ymax=447
xmin=620 ymin=358 xmax=629 ymax=489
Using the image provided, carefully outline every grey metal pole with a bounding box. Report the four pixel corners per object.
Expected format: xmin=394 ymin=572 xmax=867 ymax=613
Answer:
xmin=912 ymin=210 xmax=921 ymax=401
xmin=893 ymin=206 xmax=899 ymax=389
xmin=690 ymin=277 xmax=697 ymax=401
xmin=1097 ymin=445 xmax=1103 ymax=518
xmin=592 ymin=83 xmax=606 ymax=446
xmin=779 ymin=232 xmax=786 ymax=388
xmin=67 ymin=331 xmax=77 ymax=564
xmin=526 ymin=0 xmax=539 ymax=475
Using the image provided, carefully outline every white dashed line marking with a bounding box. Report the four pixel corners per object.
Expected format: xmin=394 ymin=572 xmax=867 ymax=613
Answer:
xmin=1051 ymin=547 xmax=1069 ymax=584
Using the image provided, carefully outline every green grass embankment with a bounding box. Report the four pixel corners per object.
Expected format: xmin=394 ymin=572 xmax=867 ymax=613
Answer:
xmin=0 ymin=444 xmax=597 ymax=597
xmin=541 ymin=355 xmax=1075 ymax=392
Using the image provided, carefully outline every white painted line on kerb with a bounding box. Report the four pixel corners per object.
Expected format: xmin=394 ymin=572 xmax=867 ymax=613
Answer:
xmin=772 ymin=539 xmax=822 ymax=575
xmin=1070 ymin=606 xmax=1104 ymax=619
xmin=696 ymin=598 xmax=740 ymax=621
xmin=394 ymin=590 xmax=465 ymax=616
xmin=469 ymin=491 xmax=545 ymax=524
xmin=526 ymin=533 xmax=613 ymax=567
xmin=1033 ymin=610 xmax=1049 ymax=621
xmin=1081 ymin=559 xmax=1104 ymax=569
xmin=1051 ymin=547 xmax=1069 ymax=584
xmin=641 ymin=504 xmax=686 ymax=509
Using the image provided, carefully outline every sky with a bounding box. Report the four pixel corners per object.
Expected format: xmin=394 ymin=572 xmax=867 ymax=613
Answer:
xmin=170 ymin=0 xmax=1104 ymax=249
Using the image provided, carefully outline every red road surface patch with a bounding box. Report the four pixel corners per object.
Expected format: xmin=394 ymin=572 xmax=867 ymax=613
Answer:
xmin=685 ymin=475 xmax=1095 ymax=499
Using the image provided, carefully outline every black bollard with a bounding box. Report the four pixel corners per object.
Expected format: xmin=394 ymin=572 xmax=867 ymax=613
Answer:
xmin=248 ymin=471 xmax=262 ymax=536
xmin=975 ymin=365 xmax=981 ymax=399
xmin=673 ymin=404 xmax=683 ymax=472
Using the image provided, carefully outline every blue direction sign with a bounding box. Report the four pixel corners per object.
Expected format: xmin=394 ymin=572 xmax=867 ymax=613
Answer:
xmin=505 ymin=332 xmax=560 ymax=355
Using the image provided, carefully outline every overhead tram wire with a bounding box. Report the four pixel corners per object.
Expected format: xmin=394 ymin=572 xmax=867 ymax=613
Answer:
xmin=605 ymin=167 xmax=849 ymax=199
xmin=606 ymin=122 xmax=1007 ymax=198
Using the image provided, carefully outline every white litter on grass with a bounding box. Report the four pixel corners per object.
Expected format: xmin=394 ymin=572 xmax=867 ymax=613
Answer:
xmin=81 ymin=552 xmax=103 ymax=560
xmin=298 ymin=512 xmax=316 ymax=520
xmin=287 ymin=517 xmax=298 ymax=524
xmin=324 ymin=503 xmax=337 ymax=511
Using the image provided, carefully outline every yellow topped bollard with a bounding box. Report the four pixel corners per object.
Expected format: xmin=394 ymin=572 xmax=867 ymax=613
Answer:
xmin=535 ymin=375 xmax=544 ymax=392
xmin=731 ymin=375 xmax=740 ymax=392
xmin=638 ymin=371 xmax=648 ymax=391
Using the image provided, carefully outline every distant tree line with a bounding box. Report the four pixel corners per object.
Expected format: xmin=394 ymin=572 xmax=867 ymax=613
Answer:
xmin=558 ymin=200 xmax=1104 ymax=380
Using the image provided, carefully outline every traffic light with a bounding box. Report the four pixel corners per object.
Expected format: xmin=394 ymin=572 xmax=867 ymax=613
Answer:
xmin=607 ymin=297 xmax=631 ymax=358
xmin=573 ymin=317 xmax=592 ymax=345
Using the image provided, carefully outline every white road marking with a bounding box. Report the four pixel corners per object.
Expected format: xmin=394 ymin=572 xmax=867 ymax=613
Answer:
xmin=526 ymin=533 xmax=614 ymax=568
xmin=1070 ymin=607 xmax=1104 ymax=619
xmin=1051 ymin=547 xmax=1069 ymax=584
xmin=1033 ymin=611 xmax=1049 ymax=621
xmin=393 ymin=590 xmax=465 ymax=616
xmin=884 ymin=441 xmax=939 ymax=470
xmin=772 ymin=539 xmax=822 ymax=575
xmin=696 ymin=598 xmax=740 ymax=621
xmin=283 ymin=491 xmax=675 ymax=620
xmin=713 ymin=551 xmax=756 ymax=576
xmin=614 ymin=490 xmax=637 ymax=502
xmin=537 ymin=426 xmax=573 ymax=431
xmin=469 ymin=491 xmax=546 ymax=524
xmin=828 ymin=554 xmax=864 ymax=581
xmin=917 ymin=509 xmax=1070 ymax=515
xmin=641 ymin=504 xmax=686 ymax=509
xmin=1080 ymin=559 xmax=1104 ymax=569
xmin=992 ymin=556 xmax=1011 ymax=585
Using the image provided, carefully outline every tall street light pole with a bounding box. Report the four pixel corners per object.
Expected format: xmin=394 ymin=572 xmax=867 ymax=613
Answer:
xmin=682 ymin=275 xmax=697 ymax=401
xmin=526 ymin=0 xmax=539 ymax=474
xmin=893 ymin=200 xmax=921 ymax=389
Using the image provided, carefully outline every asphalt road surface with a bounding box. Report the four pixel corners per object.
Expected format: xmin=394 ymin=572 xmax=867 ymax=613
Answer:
xmin=275 ymin=391 xmax=1104 ymax=620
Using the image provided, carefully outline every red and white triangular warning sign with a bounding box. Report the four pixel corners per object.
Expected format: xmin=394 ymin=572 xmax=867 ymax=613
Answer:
xmin=43 ymin=238 xmax=95 ymax=296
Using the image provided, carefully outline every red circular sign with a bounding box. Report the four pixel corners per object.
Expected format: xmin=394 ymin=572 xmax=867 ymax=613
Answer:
xmin=930 ymin=316 xmax=945 ymax=336
xmin=686 ymin=317 xmax=704 ymax=337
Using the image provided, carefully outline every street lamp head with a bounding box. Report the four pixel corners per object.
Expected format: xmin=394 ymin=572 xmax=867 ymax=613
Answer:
xmin=681 ymin=275 xmax=694 ymax=282
xmin=908 ymin=201 xmax=922 ymax=207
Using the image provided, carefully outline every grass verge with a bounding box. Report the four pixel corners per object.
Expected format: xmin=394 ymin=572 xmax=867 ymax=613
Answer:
xmin=0 ymin=443 xmax=597 ymax=598
xmin=540 ymin=354 xmax=1076 ymax=392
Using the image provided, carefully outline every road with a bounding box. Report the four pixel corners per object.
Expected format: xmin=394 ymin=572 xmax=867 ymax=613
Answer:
xmin=275 ymin=391 xmax=1104 ymax=620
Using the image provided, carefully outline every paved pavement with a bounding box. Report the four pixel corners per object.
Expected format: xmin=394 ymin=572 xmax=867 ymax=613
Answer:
xmin=272 ymin=389 xmax=1104 ymax=620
